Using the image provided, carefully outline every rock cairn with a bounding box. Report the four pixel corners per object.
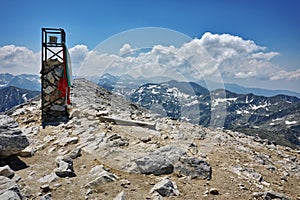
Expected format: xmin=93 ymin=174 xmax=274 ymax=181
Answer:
xmin=41 ymin=59 xmax=68 ymax=124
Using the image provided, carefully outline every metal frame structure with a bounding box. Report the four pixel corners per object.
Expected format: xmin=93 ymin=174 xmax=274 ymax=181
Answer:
xmin=41 ymin=28 xmax=67 ymax=127
xmin=42 ymin=28 xmax=66 ymax=62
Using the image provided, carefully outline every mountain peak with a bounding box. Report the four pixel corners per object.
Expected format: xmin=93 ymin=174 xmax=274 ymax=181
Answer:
xmin=1 ymin=78 xmax=299 ymax=199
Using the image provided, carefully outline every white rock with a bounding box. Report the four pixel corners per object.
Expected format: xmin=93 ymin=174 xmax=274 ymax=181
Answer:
xmin=38 ymin=173 xmax=59 ymax=183
xmin=0 ymin=190 xmax=21 ymax=200
xmin=0 ymin=165 xmax=15 ymax=178
xmin=18 ymin=146 xmax=37 ymax=157
xmin=87 ymin=165 xmax=118 ymax=187
xmin=59 ymin=136 xmax=79 ymax=146
xmin=150 ymin=178 xmax=179 ymax=197
xmin=113 ymin=191 xmax=125 ymax=200
xmin=44 ymin=86 xmax=55 ymax=94
xmin=50 ymin=105 xmax=65 ymax=112
xmin=0 ymin=115 xmax=29 ymax=158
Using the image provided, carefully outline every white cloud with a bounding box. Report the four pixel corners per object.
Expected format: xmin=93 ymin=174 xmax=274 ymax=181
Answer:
xmin=76 ymin=32 xmax=292 ymax=82
xmin=69 ymin=45 xmax=89 ymax=75
xmin=250 ymin=52 xmax=279 ymax=61
xmin=119 ymin=43 xmax=132 ymax=56
xmin=69 ymin=45 xmax=89 ymax=64
xmin=2 ymin=32 xmax=299 ymax=85
xmin=199 ymin=32 xmax=265 ymax=54
xmin=79 ymin=51 xmax=119 ymax=76
xmin=0 ymin=45 xmax=40 ymax=75
xmin=235 ymin=71 xmax=256 ymax=79
xmin=195 ymin=32 xmax=281 ymax=80
xmin=270 ymin=68 xmax=300 ymax=80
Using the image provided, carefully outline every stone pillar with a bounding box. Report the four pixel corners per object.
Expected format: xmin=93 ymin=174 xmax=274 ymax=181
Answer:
xmin=41 ymin=59 xmax=68 ymax=125
xmin=41 ymin=28 xmax=72 ymax=127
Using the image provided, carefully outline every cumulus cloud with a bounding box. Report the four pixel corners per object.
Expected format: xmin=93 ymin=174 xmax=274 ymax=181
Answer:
xmin=69 ymin=45 xmax=89 ymax=75
xmin=77 ymin=32 xmax=297 ymax=82
xmin=250 ymin=52 xmax=279 ymax=61
xmin=199 ymin=32 xmax=265 ymax=54
xmin=2 ymin=32 xmax=299 ymax=84
xmin=77 ymin=40 xmax=217 ymax=80
xmin=119 ymin=43 xmax=133 ymax=56
xmin=195 ymin=32 xmax=281 ymax=80
xmin=0 ymin=45 xmax=40 ymax=74
xmin=270 ymin=68 xmax=300 ymax=80
xmin=79 ymin=51 xmax=119 ymax=76
xmin=69 ymin=45 xmax=89 ymax=64
xmin=235 ymin=71 xmax=257 ymax=79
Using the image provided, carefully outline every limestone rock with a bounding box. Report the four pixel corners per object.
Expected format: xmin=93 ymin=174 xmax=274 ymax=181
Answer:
xmin=0 ymin=190 xmax=21 ymax=200
xmin=133 ymin=146 xmax=185 ymax=176
xmin=113 ymin=191 xmax=125 ymax=200
xmin=68 ymin=147 xmax=82 ymax=159
xmin=0 ymin=176 xmax=22 ymax=200
xmin=40 ymin=184 xmax=51 ymax=193
xmin=0 ymin=115 xmax=29 ymax=158
xmin=107 ymin=134 xmax=129 ymax=147
xmin=233 ymin=166 xmax=263 ymax=182
xmin=18 ymin=146 xmax=37 ymax=157
xmin=174 ymin=156 xmax=212 ymax=180
xmin=253 ymin=191 xmax=291 ymax=200
xmin=40 ymin=193 xmax=52 ymax=200
xmin=55 ymin=134 xmax=79 ymax=147
xmin=81 ymin=132 xmax=106 ymax=154
xmin=135 ymin=155 xmax=174 ymax=175
xmin=87 ymin=165 xmax=118 ymax=187
xmin=0 ymin=165 xmax=15 ymax=179
xmin=38 ymin=173 xmax=59 ymax=183
xmin=150 ymin=178 xmax=179 ymax=197
xmin=54 ymin=157 xmax=76 ymax=178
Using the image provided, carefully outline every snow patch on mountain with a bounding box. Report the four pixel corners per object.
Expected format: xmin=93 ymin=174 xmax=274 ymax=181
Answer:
xmin=22 ymin=93 xmax=28 ymax=102
xmin=245 ymin=95 xmax=254 ymax=103
xmin=272 ymin=118 xmax=284 ymax=122
xmin=236 ymin=110 xmax=250 ymax=114
xmin=185 ymin=100 xmax=200 ymax=107
xmin=212 ymin=97 xmax=237 ymax=107
xmin=285 ymin=120 xmax=297 ymax=125
xmin=250 ymin=102 xmax=270 ymax=110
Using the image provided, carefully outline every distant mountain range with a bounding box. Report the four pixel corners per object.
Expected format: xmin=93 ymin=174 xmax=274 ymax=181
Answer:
xmin=95 ymin=73 xmax=300 ymax=148
xmin=223 ymin=83 xmax=300 ymax=99
xmin=0 ymin=73 xmax=41 ymax=112
xmin=1 ymin=72 xmax=299 ymax=148
xmin=92 ymin=73 xmax=300 ymax=98
xmin=0 ymin=73 xmax=40 ymax=91
xmin=130 ymin=81 xmax=300 ymax=148
xmin=0 ymin=86 xmax=40 ymax=112
xmin=2 ymin=72 xmax=298 ymax=98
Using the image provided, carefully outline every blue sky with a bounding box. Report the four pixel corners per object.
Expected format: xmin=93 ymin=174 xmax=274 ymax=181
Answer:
xmin=0 ymin=0 xmax=300 ymax=92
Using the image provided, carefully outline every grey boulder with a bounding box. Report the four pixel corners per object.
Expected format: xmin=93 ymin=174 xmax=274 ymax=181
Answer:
xmin=0 ymin=115 xmax=29 ymax=158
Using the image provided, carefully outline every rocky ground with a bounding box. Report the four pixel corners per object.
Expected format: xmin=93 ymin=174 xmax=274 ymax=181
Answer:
xmin=1 ymin=78 xmax=300 ymax=200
